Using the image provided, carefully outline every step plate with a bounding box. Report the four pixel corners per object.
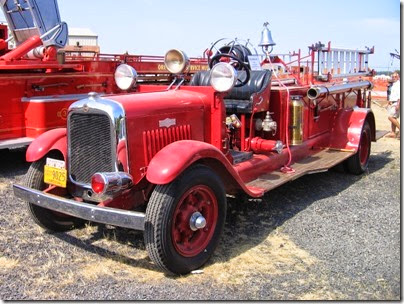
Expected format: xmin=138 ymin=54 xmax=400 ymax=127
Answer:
xmin=247 ymin=149 xmax=355 ymax=194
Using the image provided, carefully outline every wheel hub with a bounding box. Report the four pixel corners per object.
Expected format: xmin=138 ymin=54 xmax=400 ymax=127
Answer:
xmin=189 ymin=212 xmax=207 ymax=231
xmin=171 ymin=185 xmax=218 ymax=257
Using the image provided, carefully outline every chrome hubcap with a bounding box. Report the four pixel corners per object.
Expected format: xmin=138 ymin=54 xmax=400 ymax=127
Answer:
xmin=189 ymin=212 xmax=207 ymax=231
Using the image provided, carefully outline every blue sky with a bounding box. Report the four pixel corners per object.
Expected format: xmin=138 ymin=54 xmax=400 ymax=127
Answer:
xmin=1 ymin=0 xmax=401 ymax=71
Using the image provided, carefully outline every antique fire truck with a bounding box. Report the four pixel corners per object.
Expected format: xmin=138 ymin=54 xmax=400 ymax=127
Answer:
xmin=0 ymin=0 xmax=206 ymax=150
xmin=14 ymin=23 xmax=376 ymax=274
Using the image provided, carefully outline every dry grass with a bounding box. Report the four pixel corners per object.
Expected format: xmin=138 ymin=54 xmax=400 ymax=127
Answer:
xmin=0 ymin=256 xmax=19 ymax=271
xmin=0 ymin=182 xmax=9 ymax=192
xmin=79 ymin=251 xmax=165 ymax=283
xmin=298 ymin=287 xmax=345 ymax=300
xmin=192 ymin=231 xmax=317 ymax=285
xmin=73 ymin=228 xmax=319 ymax=286
xmin=73 ymin=223 xmax=98 ymax=238
xmin=71 ymin=226 xmax=166 ymax=283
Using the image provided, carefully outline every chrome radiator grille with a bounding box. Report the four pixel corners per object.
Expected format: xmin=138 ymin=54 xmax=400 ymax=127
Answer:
xmin=69 ymin=113 xmax=115 ymax=184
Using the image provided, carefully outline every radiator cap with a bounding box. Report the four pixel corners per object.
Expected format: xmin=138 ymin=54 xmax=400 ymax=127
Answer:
xmin=88 ymin=92 xmax=98 ymax=99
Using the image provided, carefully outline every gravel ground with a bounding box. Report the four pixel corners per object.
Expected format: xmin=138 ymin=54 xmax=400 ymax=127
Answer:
xmin=0 ymin=105 xmax=400 ymax=300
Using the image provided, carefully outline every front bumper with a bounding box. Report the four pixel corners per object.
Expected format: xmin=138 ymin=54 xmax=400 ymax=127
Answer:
xmin=13 ymin=184 xmax=145 ymax=231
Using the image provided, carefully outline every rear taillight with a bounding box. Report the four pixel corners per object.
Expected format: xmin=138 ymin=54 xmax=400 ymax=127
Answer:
xmin=91 ymin=172 xmax=133 ymax=195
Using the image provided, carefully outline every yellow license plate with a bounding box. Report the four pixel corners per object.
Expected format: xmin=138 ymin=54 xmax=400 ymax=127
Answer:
xmin=44 ymin=165 xmax=67 ymax=188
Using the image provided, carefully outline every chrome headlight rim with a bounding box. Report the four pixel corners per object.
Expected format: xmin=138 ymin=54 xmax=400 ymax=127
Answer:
xmin=114 ymin=64 xmax=138 ymax=91
xmin=164 ymin=49 xmax=190 ymax=74
xmin=209 ymin=62 xmax=238 ymax=93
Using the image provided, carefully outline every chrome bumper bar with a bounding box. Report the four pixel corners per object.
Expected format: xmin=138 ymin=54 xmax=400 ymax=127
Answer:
xmin=13 ymin=184 xmax=145 ymax=231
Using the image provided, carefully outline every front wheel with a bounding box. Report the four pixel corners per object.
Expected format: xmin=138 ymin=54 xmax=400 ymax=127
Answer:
xmin=345 ymin=121 xmax=371 ymax=175
xmin=144 ymin=165 xmax=226 ymax=275
xmin=25 ymin=156 xmax=85 ymax=232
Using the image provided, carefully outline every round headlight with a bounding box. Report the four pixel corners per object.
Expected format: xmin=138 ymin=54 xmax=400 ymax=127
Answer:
xmin=210 ymin=62 xmax=237 ymax=92
xmin=114 ymin=64 xmax=138 ymax=91
xmin=164 ymin=49 xmax=189 ymax=74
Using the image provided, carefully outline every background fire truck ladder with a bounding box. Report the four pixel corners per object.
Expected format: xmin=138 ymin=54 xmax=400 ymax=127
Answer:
xmin=310 ymin=42 xmax=374 ymax=80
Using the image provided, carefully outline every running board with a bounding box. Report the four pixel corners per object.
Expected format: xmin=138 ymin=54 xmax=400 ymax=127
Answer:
xmin=246 ymin=149 xmax=355 ymax=195
xmin=0 ymin=137 xmax=34 ymax=149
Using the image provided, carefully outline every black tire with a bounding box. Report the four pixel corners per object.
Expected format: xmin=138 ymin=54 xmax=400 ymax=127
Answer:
xmin=25 ymin=157 xmax=85 ymax=232
xmin=144 ymin=164 xmax=226 ymax=275
xmin=345 ymin=121 xmax=371 ymax=175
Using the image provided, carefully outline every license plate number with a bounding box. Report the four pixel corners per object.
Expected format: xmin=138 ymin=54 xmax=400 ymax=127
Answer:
xmin=44 ymin=158 xmax=67 ymax=188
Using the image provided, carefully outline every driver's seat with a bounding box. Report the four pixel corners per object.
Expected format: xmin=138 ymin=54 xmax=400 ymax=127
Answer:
xmin=190 ymin=70 xmax=272 ymax=114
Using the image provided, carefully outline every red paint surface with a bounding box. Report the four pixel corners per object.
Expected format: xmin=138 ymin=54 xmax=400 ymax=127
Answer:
xmin=26 ymin=128 xmax=67 ymax=162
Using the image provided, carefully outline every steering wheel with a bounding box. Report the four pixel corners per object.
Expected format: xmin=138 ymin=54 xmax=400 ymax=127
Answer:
xmin=209 ymin=53 xmax=251 ymax=87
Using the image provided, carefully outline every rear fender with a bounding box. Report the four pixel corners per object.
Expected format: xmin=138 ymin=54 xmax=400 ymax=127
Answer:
xmin=146 ymin=140 xmax=256 ymax=195
xmin=330 ymin=107 xmax=376 ymax=151
xmin=26 ymin=128 xmax=67 ymax=163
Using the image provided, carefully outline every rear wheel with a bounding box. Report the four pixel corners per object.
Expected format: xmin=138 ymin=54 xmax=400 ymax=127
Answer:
xmin=345 ymin=121 xmax=371 ymax=175
xmin=144 ymin=165 xmax=226 ymax=275
xmin=25 ymin=156 xmax=85 ymax=232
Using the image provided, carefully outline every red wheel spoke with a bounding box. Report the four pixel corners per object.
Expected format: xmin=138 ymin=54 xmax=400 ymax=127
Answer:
xmin=187 ymin=193 xmax=198 ymax=205
xmin=171 ymin=185 xmax=218 ymax=257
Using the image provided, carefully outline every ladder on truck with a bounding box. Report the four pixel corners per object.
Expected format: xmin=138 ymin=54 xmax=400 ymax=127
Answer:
xmin=310 ymin=41 xmax=374 ymax=81
xmin=1 ymin=0 xmax=68 ymax=48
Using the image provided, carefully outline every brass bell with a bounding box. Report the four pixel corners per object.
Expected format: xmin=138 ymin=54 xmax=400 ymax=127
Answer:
xmin=258 ymin=22 xmax=276 ymax=48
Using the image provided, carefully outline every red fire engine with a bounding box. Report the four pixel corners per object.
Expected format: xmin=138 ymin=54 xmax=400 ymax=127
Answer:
xmin=14 ymin=21 xmax=376 ymax=274
xmin=0 ymin=0 xmax=206 ymax=150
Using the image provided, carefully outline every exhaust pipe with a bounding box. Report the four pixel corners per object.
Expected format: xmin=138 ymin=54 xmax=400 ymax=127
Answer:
xmin=307 ymin=80 xmax=373 ymax=100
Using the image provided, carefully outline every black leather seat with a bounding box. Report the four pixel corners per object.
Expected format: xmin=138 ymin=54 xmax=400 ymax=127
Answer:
xmin=190 ymin=70 xmax=272 ymax=113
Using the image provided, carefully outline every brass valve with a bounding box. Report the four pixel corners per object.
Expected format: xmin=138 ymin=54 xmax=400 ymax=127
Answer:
xmin=226 ymin=114 xmax=242 ymax=129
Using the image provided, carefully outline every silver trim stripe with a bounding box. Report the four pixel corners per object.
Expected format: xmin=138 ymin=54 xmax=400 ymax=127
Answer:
xmin=21 ymin=93 xmax=105 ymax=103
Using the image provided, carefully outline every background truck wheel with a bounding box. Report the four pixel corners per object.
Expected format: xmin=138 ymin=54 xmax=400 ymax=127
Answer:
xmin=25 ymin=156 xmax=85 ymax=232
xmin=345 ymin=121 xmax=371 ymax=175
xmin=144 ymin=164 xmax=226 ymax=275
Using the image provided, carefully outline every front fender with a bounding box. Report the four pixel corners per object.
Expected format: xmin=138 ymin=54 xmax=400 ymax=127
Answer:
xmin=146 ymin=140 xmax=233 ymax=185
xmin=146 ymin=140 xmax=280 ymax=197
xmin=26 ymin=128 xmax=67 ymax=162
xmin=330 ymin=107 xmax=376 ymax=151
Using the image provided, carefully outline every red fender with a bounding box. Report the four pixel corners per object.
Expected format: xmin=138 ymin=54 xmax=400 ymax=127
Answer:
xmin=26 ymin=128 xmax=67 ymax=163
xmin=146 ymin=140 xmax=231 ymax=184
xmin=330 ymin=107 xmax=376 ymax=151
xmin=146 ymin=140 xmax=261 ymax=196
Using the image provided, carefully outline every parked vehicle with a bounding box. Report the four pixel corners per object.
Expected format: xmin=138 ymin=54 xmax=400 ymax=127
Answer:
xmin=14 ymin=23 xmax=376 ymax=275
xmin=0 ymin=0 xmax=206 ymax=150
